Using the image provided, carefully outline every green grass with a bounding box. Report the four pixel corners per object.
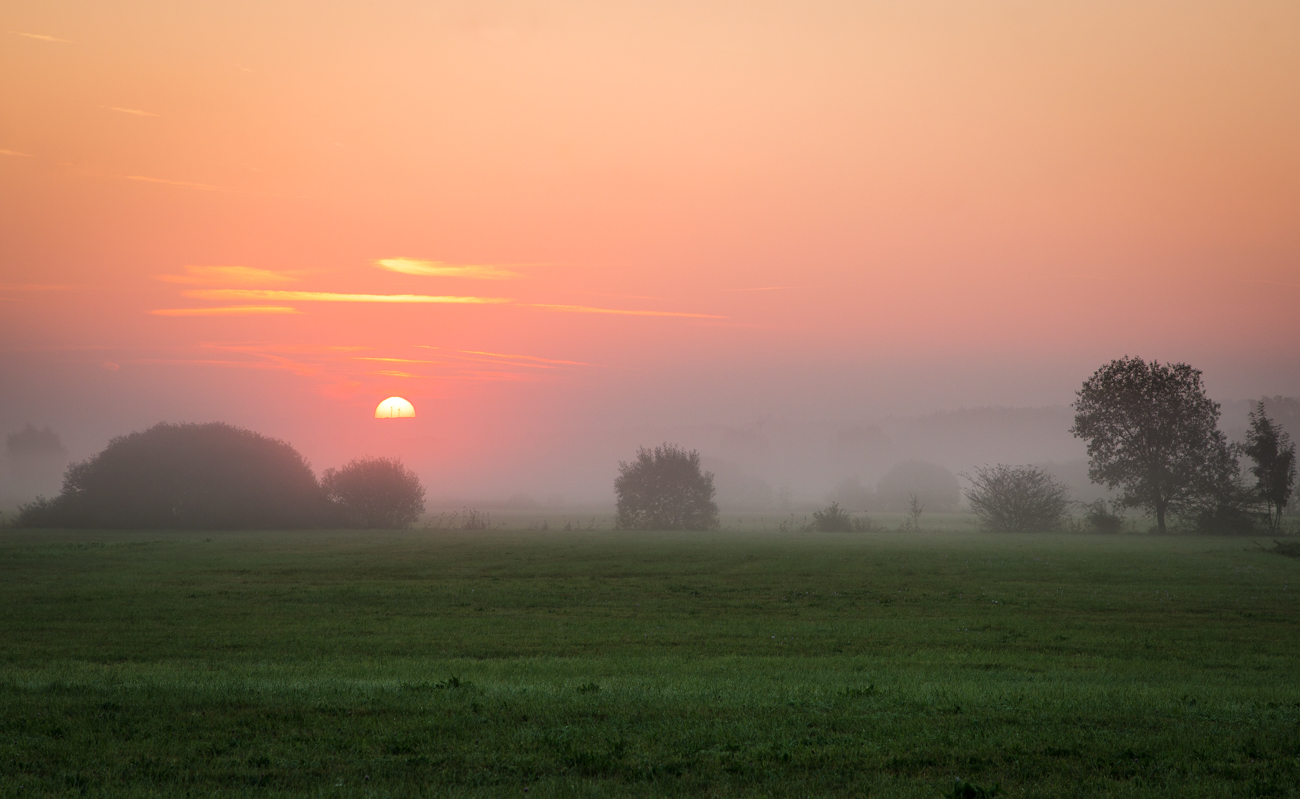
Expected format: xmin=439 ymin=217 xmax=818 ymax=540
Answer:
xmin=1 ymin=528 xmax=1298 ymax=797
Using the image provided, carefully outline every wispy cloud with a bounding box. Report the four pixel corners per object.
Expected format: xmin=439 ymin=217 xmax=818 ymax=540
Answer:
xmin=156 ymin=265 xmax=301 ymax=285
xmin=124 ymin=175 xmax=229 ymax=191
xmin=374 ymin=257 xmax=521 ymax=280
xmin=527 ymin=303 xmax=726 ymax=319
xmin=417 ymin=346 xmax=591 ymax=367
xmin=150 ymin=306 xmax=302 ymax=316
xmin=726 ymin=284 xmax=828 ymax=292
xmin=184 ymin=289 xmax=511 ymax=304
xmin=11 ymin=31 xmax=72 ymax=43
xmin=0 ymin=149 xmax=33 ymax=158
xmin=103 ymin=106 xmax=160 ymax=117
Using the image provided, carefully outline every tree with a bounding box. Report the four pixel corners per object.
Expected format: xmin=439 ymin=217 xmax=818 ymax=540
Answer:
xmin=614 ymin=443 xmax=720 ymax=530
xmin=1243 ymin=401 xmax=1297 ymax=533
xmin=963 ymin=464 xmax=1071 ymax=533
xmin=321 ymin=456 xmax=426 ymax=529
xmin=16 ymin=422 xmax=326 ymax=529
xmin=1071 ymin=357 xmax=1232 ymax=534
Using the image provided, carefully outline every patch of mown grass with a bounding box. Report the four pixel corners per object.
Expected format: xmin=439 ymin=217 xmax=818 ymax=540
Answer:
xmin=0 ymin=528 xmax=1298 ymax=796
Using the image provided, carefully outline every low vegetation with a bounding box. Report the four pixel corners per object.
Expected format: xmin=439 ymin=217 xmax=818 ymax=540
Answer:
xmin=15 ymin=423 xmax=425 ymax=530
xmin=963 ymin=464 xmax=1071 ymax=533
xmin=1 ymin=528 xmax=1297 ymax=797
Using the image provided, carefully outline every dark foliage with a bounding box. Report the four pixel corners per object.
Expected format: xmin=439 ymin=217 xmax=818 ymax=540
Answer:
xmin=614 ymin=443 xmax=720 ymax=530
xmin=963 ymin=464 xmax=1071 ymax=533
xmin=15 ymin=422 xmax=326 ymax=529
xmin=1081 ymin=500 xmax=1125 ymax=534
xmin=1071 ymin=357 xmax=1233 ymax=534
xmin=1181 ymin=441 xmax=1260 ymax=535
xmin=321 ymin=456 xmax=426 ymax=529
xmin=811 ymin=502 xmax=855 ymax=532
xmin=1243 ymin=402 xmax=1297 ymax=533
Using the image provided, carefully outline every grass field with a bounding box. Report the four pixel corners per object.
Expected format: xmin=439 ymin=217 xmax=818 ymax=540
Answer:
xmin=1 ymin=528 xmax=1298 ymax=797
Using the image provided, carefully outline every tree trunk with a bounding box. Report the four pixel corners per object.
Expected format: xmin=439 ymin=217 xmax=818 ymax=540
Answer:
xmin=1155 ymin=500 xmax=1167 ymax=535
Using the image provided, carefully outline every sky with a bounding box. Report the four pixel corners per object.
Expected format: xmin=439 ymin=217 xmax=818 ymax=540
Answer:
xmin=3 ymin=1 xmax=1299 ymax=504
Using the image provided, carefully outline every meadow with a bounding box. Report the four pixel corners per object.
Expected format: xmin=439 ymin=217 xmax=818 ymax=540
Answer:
xmin=1 ymin=526 xmax=1297 ymax=797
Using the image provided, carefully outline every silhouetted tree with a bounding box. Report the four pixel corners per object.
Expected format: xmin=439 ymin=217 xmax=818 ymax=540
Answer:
xmin=321 ymin=456 xmax=426 ymax=529
xmin=15 ymin=422 xmax=326 ymax=529
xmin=615 ymin=444 xmax=720 ymax=530
xmin=1243 ymin=401 xmax=1297 ymax=533
xmin=1071 ymin=357 xmax=1232 ymax=534
xmin=963 ymin=464 xmax=1071 ymax=533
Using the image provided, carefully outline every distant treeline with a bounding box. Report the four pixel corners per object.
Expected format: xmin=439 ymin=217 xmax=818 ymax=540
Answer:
xmin=15 ymin=423 xmax=425 ymax=530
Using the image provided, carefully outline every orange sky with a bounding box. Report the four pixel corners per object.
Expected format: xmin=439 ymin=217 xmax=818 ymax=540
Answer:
xmin=3 ymin=1 xmax=1299 ymax=497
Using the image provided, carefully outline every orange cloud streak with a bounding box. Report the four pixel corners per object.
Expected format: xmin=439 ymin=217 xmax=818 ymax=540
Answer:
xmin=184 ymin=290 xmax=511 ymax=304
xmin=527 ymin=304 xmax=725 ymax=319
xmin=374 ymin=258 xmax=520 ymax=279
xmin=157 ymin=266 xmax=301 ymax=285
xmin=150 ymin=306 xmax=302 ymax=316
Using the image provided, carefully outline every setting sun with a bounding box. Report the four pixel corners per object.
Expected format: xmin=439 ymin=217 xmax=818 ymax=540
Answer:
xmin=374 ymin=397 xmax=415 ymax=419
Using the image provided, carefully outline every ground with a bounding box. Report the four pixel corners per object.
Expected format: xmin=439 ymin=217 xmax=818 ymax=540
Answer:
xmin=0 ymin=527 xmax=1297 ymax=797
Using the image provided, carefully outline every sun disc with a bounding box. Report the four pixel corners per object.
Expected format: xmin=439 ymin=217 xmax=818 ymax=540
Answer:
xmin=375 ymin=396 xmax=415 ymax=419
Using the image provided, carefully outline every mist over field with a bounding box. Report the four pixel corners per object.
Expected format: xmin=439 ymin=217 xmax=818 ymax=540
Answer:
xmin=6 ymin=393 xmax=1299 ymax=516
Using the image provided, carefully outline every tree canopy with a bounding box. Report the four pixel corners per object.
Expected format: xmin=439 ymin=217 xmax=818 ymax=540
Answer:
xmin=1071 ymin=357 xmax=1231 ymax=534
xmin=321 ymin=456 xmax=426 ymax=529
xmin=17 ymin=422 xmax=326 ymax=529
xmin=614 ymin=444 xmax=720 ymax=531
xmin=1244 ymin=402 xmax=1297 ymax=533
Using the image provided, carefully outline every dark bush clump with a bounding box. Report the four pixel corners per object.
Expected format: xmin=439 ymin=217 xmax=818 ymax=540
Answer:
xmin=321 ymin=456 xmax=426 ymax=529
xmin=1081 ymin=500 xmax=1125 ymax=534
xmin=964 ymin=464 xmax=1071 ymax=533
xmin=16 ymin=422 xmax=327 ymax=529
xmin=811 ymin=502 xmax=855 ymax=532
xmin=615 ymin=443 xmax=720 ymax=531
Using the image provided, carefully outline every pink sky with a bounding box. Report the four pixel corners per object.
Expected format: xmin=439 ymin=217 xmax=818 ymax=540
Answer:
xmin=3 ymin=1 xmax=1298 ymax=499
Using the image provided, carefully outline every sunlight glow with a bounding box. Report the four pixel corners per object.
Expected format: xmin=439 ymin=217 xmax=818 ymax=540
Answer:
xmin=375 ymin=396 xmax=416 ymax=418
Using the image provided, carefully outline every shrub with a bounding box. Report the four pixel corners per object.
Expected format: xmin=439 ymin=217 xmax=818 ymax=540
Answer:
xmin=321 ymin=456 xmax=426 ymax=529
xmin=964 ymin=464 xmax=1071 ymax=533
xmin=15 ymin=422 xmax=326 ymax=529
xmin=1081 ymin=500 xmax=1124 ymax=534
xmin=614 ymin=443 xmax=720 ymax=530
xmin=812 ymin=502 xmax=855 ymax=531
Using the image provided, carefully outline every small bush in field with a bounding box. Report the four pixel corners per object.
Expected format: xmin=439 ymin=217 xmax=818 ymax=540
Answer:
xmin=812 ymin=502 xmax=855 ymax=532
xmin=964 ymin=464 xmax=1071 ymax=533
xmin=1082 ymin=500 xmax=1125 ymax=534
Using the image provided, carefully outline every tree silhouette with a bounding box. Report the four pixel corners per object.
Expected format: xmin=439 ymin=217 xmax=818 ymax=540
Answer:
xmin=1244 ymin=401 xmax=1297 ymax=533
xmin=16 ymin=422 xmax=326 ymax=529
xmin=614 ymin=444 xmax=720 ymax=530
xmin=1071 ymin=357 xmax=1231 ymax=534
xmin=321 ymin=456 xmax=426 ymax=529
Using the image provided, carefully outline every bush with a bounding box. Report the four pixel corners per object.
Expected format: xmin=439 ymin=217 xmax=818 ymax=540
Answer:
xmin=16 ymin=422 xmax=326 ymax=529
xmin=1081 ymin=500 xmax=1124 ymax=534
xmin=812 ymin=502 xmax=855 ymax=532
xmin=964 ymin=464 xmax=1071 ymax=533
xmin=321 ymin=457 xmax=426 ymax=529
xmin=615 ymin=444 xmax=720 ymax=530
